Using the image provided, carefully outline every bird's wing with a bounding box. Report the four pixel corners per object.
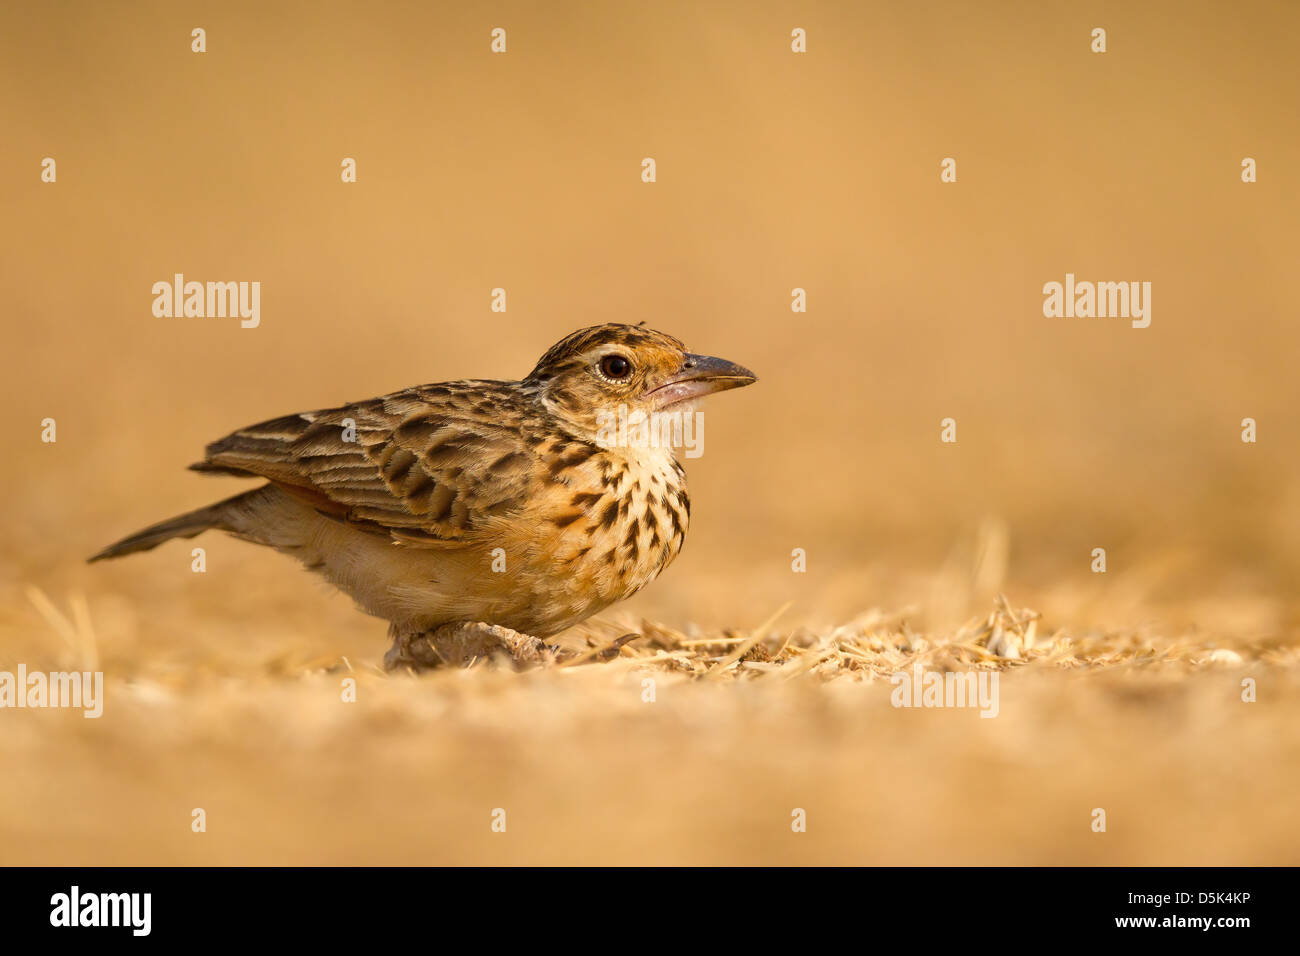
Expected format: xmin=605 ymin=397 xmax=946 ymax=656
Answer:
xmin=190 ymin=383 xmax=538 ymax=547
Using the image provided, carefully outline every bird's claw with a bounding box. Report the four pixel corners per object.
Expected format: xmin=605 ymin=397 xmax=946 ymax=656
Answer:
xmin=384 ymin=622 xmax=564 ymax=672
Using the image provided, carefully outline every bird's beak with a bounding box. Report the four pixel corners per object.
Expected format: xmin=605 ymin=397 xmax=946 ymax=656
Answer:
xmin=645 ymin=353 xmax=758 ymax=408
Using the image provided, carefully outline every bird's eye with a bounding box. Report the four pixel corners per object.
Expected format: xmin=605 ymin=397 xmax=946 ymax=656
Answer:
xmin=599 ymin=354 xmax=632 ymax=380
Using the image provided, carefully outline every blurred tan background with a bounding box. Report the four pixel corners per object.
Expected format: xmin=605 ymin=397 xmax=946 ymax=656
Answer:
xmin=2 ymin=0 xmax=1297 ymax=865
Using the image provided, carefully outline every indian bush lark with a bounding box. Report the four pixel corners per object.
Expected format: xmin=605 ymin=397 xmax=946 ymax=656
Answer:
xmin=90 ymin=324 xmax=756 ymax=668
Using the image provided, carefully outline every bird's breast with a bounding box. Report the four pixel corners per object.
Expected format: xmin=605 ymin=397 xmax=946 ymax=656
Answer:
xmin=522 ymin=446 xmax=690 ymax=617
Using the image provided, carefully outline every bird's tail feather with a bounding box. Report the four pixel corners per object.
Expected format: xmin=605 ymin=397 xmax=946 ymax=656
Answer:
xmin=88 ymin=488 xmax=265 ymax=563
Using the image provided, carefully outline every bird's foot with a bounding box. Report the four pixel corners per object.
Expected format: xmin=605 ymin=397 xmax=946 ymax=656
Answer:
xmin=384 ymin=622 xmax=563 ymax=672
xmin=564 ymin=632 xmax=642 ymax=665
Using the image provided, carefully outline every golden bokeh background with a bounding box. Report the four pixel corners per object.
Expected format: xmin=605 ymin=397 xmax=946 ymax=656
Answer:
xmin=2 ymin=0 xmax=1297 ymax=865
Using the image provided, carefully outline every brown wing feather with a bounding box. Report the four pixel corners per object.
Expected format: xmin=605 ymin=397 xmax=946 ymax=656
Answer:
xmin=190 ymin=382 xmax=538 ymax=547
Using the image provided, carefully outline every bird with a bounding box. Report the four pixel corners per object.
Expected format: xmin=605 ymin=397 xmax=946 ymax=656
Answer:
xmin=89 ymin=323 xmax=757 ymax=669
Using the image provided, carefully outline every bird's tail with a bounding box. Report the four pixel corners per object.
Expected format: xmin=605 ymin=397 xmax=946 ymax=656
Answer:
xmin=88 ymin=488 xmax=265 ymax=563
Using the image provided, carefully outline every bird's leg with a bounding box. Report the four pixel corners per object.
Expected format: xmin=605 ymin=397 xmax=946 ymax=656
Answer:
xmin=384 ymin=621 xmax=563 ymax=671
xmin=383 ymin=623 xmax=444 ymax=671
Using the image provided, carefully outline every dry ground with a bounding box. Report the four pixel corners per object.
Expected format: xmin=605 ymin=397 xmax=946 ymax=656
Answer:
xmin=2 ymin=555 xmax=1296 ymax=866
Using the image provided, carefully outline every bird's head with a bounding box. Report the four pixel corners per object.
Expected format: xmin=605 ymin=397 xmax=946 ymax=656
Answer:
xmin=526 ymin=323 xmax=757 ymax=443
